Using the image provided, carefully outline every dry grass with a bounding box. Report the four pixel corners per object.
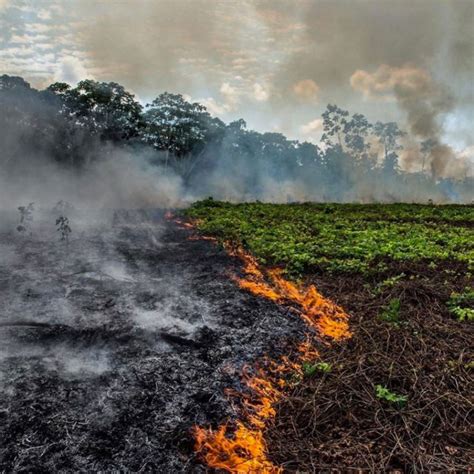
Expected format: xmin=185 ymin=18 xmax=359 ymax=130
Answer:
xmin=266 ymin=260 xmax=473 ymax=471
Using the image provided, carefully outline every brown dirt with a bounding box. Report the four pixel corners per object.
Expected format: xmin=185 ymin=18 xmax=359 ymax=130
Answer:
xmin=265 ymin=260 xmax=473 ymax=472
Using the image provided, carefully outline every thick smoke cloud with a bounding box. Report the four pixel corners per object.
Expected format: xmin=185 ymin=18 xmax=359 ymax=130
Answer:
xmin=350 ymin=64 xmax=462 ymax=177
xmin=68 ymin=0 xmax=473 ymax=177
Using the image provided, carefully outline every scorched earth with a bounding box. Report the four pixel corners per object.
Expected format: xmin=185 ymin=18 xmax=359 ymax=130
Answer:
xmin=0 ymin=209 xmax=304 ymax=472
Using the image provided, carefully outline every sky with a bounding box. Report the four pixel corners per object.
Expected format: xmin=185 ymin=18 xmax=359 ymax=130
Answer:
xmin=0 ymin=0 xmax=473 ymax=155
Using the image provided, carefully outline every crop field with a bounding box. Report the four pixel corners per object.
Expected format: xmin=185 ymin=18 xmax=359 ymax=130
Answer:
xmin=186 ymin=200 xmax=473 ymax=471
xmin=186 ymin=200 xmax=474 ymax=275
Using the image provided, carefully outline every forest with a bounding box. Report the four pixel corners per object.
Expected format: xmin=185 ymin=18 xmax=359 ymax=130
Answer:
xmin=1 ymin=74 xmax=472 ymax=204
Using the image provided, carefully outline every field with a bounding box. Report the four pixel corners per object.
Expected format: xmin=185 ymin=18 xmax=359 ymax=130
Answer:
xmin=0 ymin=203 xmax=472 ymax=471
xmin=186 ymin=200 xmax=474 ymax=471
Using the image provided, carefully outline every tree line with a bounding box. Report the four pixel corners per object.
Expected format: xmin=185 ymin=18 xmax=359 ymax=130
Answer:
xmin=0 ymin=74 xmax=471 ymax=202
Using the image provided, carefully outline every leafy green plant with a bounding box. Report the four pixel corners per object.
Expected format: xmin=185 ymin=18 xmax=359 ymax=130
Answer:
xmin=449 ymin=306 xmax=474 ymax=322
xmin=379 ymin=298 xmax=401 ymax=324
xmin=447 ymin=288 xmax=474 ymax=322
xmin=374 ymin=274 xmax=405 ymax=294
xmin=302 ymin=361 xmax=332 ymax=377
xmin=185 ymin=202 xmax=474 ymax=277
xmin=375 ymin=384 xmax=407 ymax=405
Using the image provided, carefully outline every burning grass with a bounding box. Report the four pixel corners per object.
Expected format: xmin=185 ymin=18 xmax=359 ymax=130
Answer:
xmin=185 ymin=201 xmax=473 ymax=471
xmin=193 ymin=244 xmax=351 ymax=472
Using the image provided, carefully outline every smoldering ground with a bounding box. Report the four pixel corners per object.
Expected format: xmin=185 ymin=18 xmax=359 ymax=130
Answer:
xmin=0 ymin=205 xmax=308 ymax=471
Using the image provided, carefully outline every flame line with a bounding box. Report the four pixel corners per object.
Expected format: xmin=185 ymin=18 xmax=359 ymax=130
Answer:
xmin=170 ymin=217 xmax=351 ymax=473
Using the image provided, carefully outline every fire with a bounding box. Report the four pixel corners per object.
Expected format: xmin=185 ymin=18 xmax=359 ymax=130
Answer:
xmin=193 ymin=242 xmax=351 ymax=473
xmin=167 ymin=218 xmax=351 ymax=472
xmin=174 ymin=218 xmax=194 ymax=229
xmin=228 ymin=246 xmax=351 ymax=341
xmin=194 ymin=422 xmax=282 ymax=473
xmin=188 ymin=234 xmax=217 ymax=242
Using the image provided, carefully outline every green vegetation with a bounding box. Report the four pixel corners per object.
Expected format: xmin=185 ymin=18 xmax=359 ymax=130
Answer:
xmin=3 ymin=75 xmax=474 ymax=204
xmin=302 ymin=361 xmax=332 ymax=377
xmin=186 ymin=200 xmax=474 ymax=276
xmin=375 ymin=384 xmax=408 ymax=405
xmin=379 ymin=298 xmax=402 ymax=324
xmin=447 ymin=288 xmax=474 ymax=322
xmin=374 ymin=274 xmax=406 ymax=295
xmin=187 ymin=200 xmax=473 ymax=470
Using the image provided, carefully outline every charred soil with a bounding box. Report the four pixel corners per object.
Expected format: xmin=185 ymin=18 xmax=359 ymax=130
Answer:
xmin=0 ymin=210 xmax=304 ymax=472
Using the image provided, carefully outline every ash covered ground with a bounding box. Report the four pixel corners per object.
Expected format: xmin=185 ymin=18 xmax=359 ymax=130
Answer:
xmin=0 ymin=209 xmax=302 ymax=472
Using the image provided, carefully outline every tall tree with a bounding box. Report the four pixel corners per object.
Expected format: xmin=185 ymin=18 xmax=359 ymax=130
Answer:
xmin=321 ymin=104 xmax=349 ymax=150
xmin=344 ymin=113 xmax=372 ymax=161
xmin=373 ymin=122 xmax=405 ymax=161
xmin=48 ymin=80 xmax=143 ymax=142
xmin=142 ymin=92 xmax=224 ymax=175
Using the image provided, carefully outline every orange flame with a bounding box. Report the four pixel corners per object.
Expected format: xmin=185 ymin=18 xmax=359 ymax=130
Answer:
xmin=228 ymin=246 xmax=351 ymax=341
xmin=194 ymin=421 xmax=282 ymax=473
xmin=194 ymin=243 xmax=351 ymax=472
xmin=174 ymin=218 xmax=194 ymax=229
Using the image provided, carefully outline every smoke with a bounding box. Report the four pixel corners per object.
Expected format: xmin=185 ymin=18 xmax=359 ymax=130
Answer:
xmin=350 ymin=64 xmax=471 ymax=178
xmin=2 ymin=0 xmax=472 ymax=186
xmin=0 ymin=149 xmax=186 ymax=214
xmin=0 ymin=68 xmax=471 ymax=210
xmin=74 ymin=0 xmax=224 ymax=94
xmin=64 ymin=0 xmax=473 ymax=181
xmin=350 ymin=65 xmax=450 ymax=137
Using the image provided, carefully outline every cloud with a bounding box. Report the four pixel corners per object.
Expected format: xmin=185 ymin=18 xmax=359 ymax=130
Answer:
xmin=219 ymin=82 xmax=240 ymax=109
xmin=195 ymin=81 xmax=243 ymax=117
xmin=253 ymin=83 xmax=269 ymax=102
xmin=28 ymin=23 xmax=53 ymax=34
xmin=300 ymin=118 xmax=323 ymax=135
xmin=196 ymin=97 xmax=228 ymax=117
xmin=1 ymin=0 xmax=472 ymax=152
xmin=37 ymin=9 xmax=52 ymax=20
xmin=350 ymin=64 xmax=432 ymax=101
xmin=54 ymin=56 xmax=91 ymax=84
xmin=293 ymin=79 xmax=320 ymax=101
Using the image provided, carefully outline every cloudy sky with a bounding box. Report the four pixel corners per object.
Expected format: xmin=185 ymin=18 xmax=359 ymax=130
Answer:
xmin=0 ymin=0 xmax=473 ymax=152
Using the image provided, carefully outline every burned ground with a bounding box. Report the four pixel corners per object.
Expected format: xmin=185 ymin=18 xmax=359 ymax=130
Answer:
xmin=1 ymin=205 xmax=472 ymax=473
xmin=0 ymin=210 xmax=304 ymax=472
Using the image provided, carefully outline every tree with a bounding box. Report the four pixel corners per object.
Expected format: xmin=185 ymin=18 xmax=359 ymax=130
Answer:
xmin=0 ymin=74 xmax=31 ymax=91
xmin=373 ymin=122 xmax=405 ymax=161
xmin=48 ymin=80 xmax=143 ymax=142
xmin=321 ymin=104 xmax=349 ymax=150
xmin=344 ymin=113 xmax=372 ymax=161
xmin=142 ymin=92 xmax=225 ymax=175
xmin=296 ymin=141 xmax=323 ymax=169
xmin=0 ymin=75 xmax=73 ymax=167
xmin=420 ymin=138 xmax=437 ymax=173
